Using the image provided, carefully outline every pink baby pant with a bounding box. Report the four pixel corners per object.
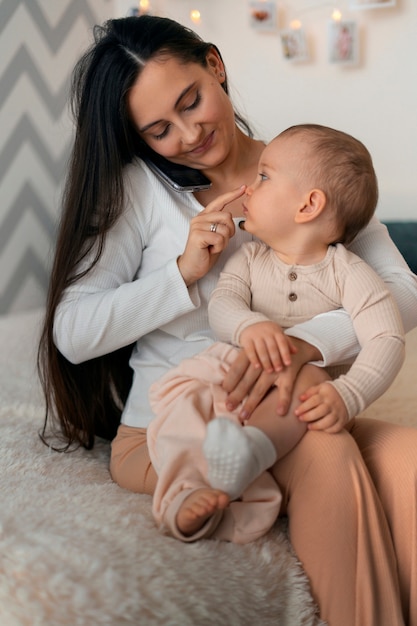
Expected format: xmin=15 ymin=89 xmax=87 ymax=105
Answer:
xmin=147 ymin=342 xmax=282 ymax=543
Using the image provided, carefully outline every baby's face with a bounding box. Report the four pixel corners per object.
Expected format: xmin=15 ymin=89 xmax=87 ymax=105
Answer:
xmin=241 ymin=135 xmax=309 ymax=244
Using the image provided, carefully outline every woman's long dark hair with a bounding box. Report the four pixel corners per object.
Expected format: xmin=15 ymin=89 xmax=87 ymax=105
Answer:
xmin=38 ymin=15 xmax=253 ymax=450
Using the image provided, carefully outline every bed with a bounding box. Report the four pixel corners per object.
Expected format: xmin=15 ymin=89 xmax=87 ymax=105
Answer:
xmin=0 ymin=307 xmax=416 ymax=626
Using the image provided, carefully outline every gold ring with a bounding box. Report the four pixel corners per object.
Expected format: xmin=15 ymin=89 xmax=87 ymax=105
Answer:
xmin=210 ymin=223 xmax=218 ymax=233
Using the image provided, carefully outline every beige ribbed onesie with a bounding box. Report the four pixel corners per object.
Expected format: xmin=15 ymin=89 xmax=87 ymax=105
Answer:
xmin=209 ymin=241 xmax=405 ymax=419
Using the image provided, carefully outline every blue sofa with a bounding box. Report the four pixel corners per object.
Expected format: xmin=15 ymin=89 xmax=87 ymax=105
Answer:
xmin=384 ymin=221 xmax=417 ymax=274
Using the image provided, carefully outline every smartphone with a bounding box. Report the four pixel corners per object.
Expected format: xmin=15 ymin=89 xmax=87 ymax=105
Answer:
xmin=140 ymin=147 xmax=212 ymax=192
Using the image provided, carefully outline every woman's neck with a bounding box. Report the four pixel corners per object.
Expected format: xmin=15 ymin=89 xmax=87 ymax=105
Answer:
xmin=194 ymin=130 xmax=265 ymax=215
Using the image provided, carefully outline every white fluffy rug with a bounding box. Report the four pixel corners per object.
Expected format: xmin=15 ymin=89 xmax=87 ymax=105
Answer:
xmin=2 ymin=310 xmax=416 ymax=626
xmin=0 ymin=310 xmax=325 ymax=626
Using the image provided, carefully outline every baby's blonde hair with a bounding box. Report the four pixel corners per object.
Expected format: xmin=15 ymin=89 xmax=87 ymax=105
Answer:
xmin=279 ymin=124 xmax=378 ymax=245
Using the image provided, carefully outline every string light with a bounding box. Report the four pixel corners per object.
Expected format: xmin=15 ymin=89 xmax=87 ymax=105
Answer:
xmin=190 ymin=9 xmax=202 ymax=24
xmin=139 ymin=0 xmax=150 ymax=14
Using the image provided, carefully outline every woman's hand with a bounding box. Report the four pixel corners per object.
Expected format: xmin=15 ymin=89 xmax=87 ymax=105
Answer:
xmin=272 ymin=338 xmax=321 ymax=416
xmin=222 ymin=350 xmax=278 ymax=420
xmin=177 ymin=186 xmax=246 ymax=286
xmin=223 ymin=337 xmax=322 ymax=420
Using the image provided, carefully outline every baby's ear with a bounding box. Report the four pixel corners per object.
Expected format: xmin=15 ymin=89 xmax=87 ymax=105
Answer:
xmin=295 ymin=189 xmax=326 ymax=223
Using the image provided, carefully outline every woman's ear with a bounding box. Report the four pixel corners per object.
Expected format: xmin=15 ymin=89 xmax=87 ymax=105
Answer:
xmin=295 ymin=189 xmax=326 ymax=224
xmin=206 ymin=47 xmax=225 ymax=80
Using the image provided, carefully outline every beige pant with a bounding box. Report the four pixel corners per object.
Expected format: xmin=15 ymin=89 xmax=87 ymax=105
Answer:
xmin=111 ymin=361 xmax=417 ymax=626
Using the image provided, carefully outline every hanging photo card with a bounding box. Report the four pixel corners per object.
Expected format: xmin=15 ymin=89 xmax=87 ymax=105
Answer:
xmin=349 ymin=0 xmax=396 ymax=9
xmin=328 ymin=20 xmax=359 ymax=66
xmin=249 ymin=1 xmax=278 ymax=32
xmin=280 ymin=29 xmax=309 ymax=63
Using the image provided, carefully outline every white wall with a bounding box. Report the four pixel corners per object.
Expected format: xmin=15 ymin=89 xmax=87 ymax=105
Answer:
xmin=117 ymin=0 xmax=417 ymax=221
xmin=2 ymin=0 xmax=413 ymax=314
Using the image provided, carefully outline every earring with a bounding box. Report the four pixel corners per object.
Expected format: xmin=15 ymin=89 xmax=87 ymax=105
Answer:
xmin=219 ymin=71 xmax=225 ymax=78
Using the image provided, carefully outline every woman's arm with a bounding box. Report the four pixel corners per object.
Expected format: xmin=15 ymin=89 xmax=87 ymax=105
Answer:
xmin=285 ymin=216 xmax=417 ymax=367
xmin=54 ymin=181 xmax=242 ymax=364
xmin=349 ymin=217 xmax=417 ymax=333
xmin=54 ymin=207 xmax=196 ymax=364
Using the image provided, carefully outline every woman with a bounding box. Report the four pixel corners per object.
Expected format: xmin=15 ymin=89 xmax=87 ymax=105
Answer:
xmin=38 ymin=15 xmax=417 ymax=626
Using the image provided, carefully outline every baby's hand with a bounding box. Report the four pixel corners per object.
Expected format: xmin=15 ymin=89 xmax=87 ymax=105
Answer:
xmin=295 ymin=382 xmax=348 ymax=433
xmin=239 ymin=321 xmax=297 ymax=373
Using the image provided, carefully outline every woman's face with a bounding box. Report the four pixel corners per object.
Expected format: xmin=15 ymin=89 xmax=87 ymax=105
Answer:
xmin=127 ymin=51 xmax=236 ymax=170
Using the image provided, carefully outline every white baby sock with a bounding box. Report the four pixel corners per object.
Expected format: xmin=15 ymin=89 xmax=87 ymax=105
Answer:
xmin=202 ymin=417 xmax=277 ymax=501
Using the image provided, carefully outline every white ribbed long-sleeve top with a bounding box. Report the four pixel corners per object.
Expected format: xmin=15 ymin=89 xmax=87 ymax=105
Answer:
xmin=208 ymin=242 xmax=405 ymax=419
xmin=53 ymin=159 xmax=417 ymax=427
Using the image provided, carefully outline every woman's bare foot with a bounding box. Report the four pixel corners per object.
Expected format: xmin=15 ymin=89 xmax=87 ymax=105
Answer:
xmin=176 ymin=488 xmax=230 ymax=537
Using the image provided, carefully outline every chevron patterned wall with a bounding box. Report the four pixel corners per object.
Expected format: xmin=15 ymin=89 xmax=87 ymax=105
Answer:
xmin=0 ymin=0 xmax=114 ymax=314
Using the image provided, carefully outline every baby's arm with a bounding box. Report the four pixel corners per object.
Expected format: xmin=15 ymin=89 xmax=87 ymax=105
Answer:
xmin=209 ymin=244 xmax=326 ymax=418
xmin=285 ymin=218 xmax=416 ymax=368
xmin=209 ymin=244 xmax=299 ymax=372
xmin=293 ymin=251 xmax=405 ymax=432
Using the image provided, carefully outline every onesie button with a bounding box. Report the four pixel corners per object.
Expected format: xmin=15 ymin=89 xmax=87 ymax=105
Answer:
xmin=288 ymin=271 xmax=298 ymax=281
xmin=288 ymin=292 xmax=297 ymax=302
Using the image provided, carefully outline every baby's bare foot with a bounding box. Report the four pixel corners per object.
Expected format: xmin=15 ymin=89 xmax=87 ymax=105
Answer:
xmin=176 ymin=488 xmax=230 ymax=536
